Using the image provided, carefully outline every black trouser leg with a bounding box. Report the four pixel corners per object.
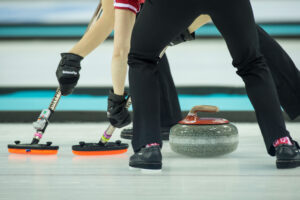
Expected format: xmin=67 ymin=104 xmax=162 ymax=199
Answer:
xmin=153 ymin=26 xmax=300 ymax=132
xmin=158 ymin=54 xmax=182 ymax=128
xmin=156 ymin=26 xmax=300 ymax=130
xmin=129 ymin=59 xmax=161 ymax=152
xmin=209 ymin=0 xmax=290 ymax=155
xmin=137 ymin=3 xmax=182 ymax=131
xmin=157 ymin=27 xmax=300 ymax=130
xmin=128 ymin=0 xmax=197 ymax=152
xmin=257 ymin=25 xmax=300 ymax=120
xmin=156 ymin=26 xmax=300 ymax=129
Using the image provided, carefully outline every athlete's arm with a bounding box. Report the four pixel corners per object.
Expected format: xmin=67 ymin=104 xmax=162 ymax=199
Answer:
xmin=107 ymin=1 xmax=140 ymax=128
xmin=169 ymin=15 xmax=211 ymax=46
xmin=56 ymin=0 xmax=114 ymax=96
xmin=69 ymin=0 xmax=115 ymax=57
xmin=111 ymin=9 xmax=136 ymax=96
xmin=188 ymin=14 xmax=211 ymax=33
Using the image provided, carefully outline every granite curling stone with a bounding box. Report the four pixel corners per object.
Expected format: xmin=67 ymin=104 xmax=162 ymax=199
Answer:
xmin=169 ymin=105 xmax=238 ymax=157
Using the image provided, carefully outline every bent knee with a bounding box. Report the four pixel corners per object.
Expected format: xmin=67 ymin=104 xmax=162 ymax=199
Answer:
xmin=128 ymin=51 xmax=161 ymax=67
xmin=235 ymin=56 xmax=270 ymax=77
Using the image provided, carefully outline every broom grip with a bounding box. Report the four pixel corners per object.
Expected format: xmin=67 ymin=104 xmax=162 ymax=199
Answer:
xmin=49 ymin=88 xmax=62 ymax=111
xmin=99 ymin=97 xmax=132 ymax=144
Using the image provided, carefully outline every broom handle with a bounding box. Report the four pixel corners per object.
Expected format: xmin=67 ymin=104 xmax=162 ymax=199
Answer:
xmin=86 ymin=1 xmax=102 ymax=32
xmin=31 ymin=88 xmax=62 ymax=144
xmin=49 ymin=88 xmax=62 ymax=111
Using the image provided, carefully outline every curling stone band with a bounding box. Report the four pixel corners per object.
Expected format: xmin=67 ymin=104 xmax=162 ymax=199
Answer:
xmin=169 ymin=105 xmax=238 ymax=157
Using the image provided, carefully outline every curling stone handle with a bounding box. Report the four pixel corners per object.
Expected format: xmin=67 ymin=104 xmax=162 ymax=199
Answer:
xmin=188 ymin=105 xmax=219 ymax=115
xmin=179 ymin=105 xmax=224 ymax=125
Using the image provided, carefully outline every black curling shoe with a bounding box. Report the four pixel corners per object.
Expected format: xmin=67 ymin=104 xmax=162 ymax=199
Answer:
xmin=275 ymin=141 xmax=300 ymax=169
xmin=121 ymin=127 xmax=170 ymax=140
xmin=129 ymin=146 xmax=162 ymax=170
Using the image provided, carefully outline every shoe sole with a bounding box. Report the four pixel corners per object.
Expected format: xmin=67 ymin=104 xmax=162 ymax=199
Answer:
xmin=276 ymin=160 xmax=300 ymax=169
xmin=129 ymin=162 xmax=162 ymax=170
xmin=129 ymin=166 xmax=162 ymax=173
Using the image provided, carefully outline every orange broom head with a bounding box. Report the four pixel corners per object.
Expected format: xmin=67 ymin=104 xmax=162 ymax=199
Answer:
xmin=72 ymin=148 xmax=127 ymax=156
xmin=8 ymin=148 xmax=58 ymax=155
xmin=72 ymin=141 xmax=129 ymax=156
xmin=7 ymin=142 xmax=59 ymax=155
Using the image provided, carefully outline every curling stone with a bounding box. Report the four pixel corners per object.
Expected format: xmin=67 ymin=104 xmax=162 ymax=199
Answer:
xmin=169 ymin=105 xmax=238 ymax=157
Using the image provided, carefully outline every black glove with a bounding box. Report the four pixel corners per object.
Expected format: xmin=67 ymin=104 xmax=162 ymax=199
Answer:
xmin=107 ymin=90 xmax=131 ymax=128
xmin=169 ymin=29 xmax=195 ymax=46
xmin=56 ymin=53 xmax=83 ymax=96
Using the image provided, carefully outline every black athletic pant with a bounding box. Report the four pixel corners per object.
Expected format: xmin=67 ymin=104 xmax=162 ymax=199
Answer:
xmin=128 ymin=0 xmax=295 ymax=155
xmin=157 ymin=54 xmax=182 ymax=129
xmin=137 ymin=4 xmax=182 ymax=130
xmin=257 ymin=26 xmax=300 ymax=120
xmin=155 ymin=26 xmax=300 ymax=129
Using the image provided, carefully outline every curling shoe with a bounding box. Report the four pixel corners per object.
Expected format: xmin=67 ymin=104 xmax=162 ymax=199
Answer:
xmin=129 ymin=146 xmax=162 ymax=170
xmin=276 ymin=141 xmax=300 ymax=169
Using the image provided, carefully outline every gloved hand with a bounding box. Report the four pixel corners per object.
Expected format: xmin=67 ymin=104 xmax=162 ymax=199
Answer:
xmin=169 ymin=29 xmax=195 ymax=46
xmin=56 ymin=53 xmax=83 ymax=96
xmin=107 ymin=90 xmax=131 ymax=128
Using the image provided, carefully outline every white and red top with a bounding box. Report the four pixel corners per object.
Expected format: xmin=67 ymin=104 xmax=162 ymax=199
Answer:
xmin=114 ymin=0 xmax=145 ymax=14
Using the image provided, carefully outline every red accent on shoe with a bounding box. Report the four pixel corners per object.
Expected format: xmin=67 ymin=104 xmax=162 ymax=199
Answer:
xmin=273 ymin=137 xmax=293 ymax=147
xmin=146 ymin=143 xmax=160 ymax=148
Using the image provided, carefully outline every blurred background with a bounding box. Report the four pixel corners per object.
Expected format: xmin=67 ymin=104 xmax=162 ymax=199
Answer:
xmin=0 ymin=0 xmax=299 ymax=122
